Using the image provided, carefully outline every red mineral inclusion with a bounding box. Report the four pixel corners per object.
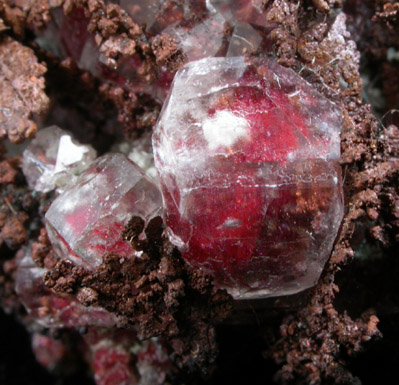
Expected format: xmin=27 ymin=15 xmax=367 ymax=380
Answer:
xmin=177 ymin=78 xmax=311 ymax=282
xmin=153 ymin=57 xmax=343 ymax=298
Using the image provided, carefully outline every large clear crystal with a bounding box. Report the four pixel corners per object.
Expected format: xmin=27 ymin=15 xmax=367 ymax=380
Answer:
xmin=45 ymin=153 xmax=162 ymax=270
xmin=153 ymin=57 xmax=344 ymax=299
xmin=22 ymin=125 xmax=96 ymax=193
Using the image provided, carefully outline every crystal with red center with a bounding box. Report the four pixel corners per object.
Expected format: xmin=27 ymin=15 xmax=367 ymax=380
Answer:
xmin=45 ymin=153 xmax=162 ymax=270
xmin=153 ymin=57 xmax=344 ymax=299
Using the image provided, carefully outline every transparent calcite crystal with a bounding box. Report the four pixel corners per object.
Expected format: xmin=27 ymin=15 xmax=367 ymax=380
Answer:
xmin=206 ymin=0 xmax=266 ymax=26
xmin=226 ymin=21 xmax=262 ymax=57
xmin=153 ymin=57 xmax=344 ymax=299
xmin=15 ymin=249 xmax=117 ymax=328
xmin=45 ymin=153 xmax=162 ymax=270
xmin=22 ymin=125 xmax=96 ymax=193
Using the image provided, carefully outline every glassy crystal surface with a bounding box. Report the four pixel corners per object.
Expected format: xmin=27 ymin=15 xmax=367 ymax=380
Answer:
xmin=164 ymin=13 xmax=226 ymax=62
xmin=127 ymin=132 xmax=158 ymax=182
xmin=153 ymin=57 xmax=344 ymax=299
xmin=226 ymin=21 xmax=262 ymax=57
xmin=15 ymin=249 xmax=117 ymax=328
xmin=118 ymin=0 xmax=206 ymax=34
xmin=112 ymin=132 xmax=157 ymax=181
xmin=207 ymin=0 xmax=266 ymax=26
xmin=22 ymin=125 xmax=96 ymax=193
xmin=45 ymin=153 xmax=162 ymax=270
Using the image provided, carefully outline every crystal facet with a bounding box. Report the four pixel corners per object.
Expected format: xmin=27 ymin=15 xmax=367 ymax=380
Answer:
xmin=22 ymin=125 xmax=96 ymax=193
xmin=127 ymin=131 xmax=158 ymax=182
xmin=153 ymin=57 xmax=344 ymax=299
xmin=45 ymin=153 xmax=162 ymax=270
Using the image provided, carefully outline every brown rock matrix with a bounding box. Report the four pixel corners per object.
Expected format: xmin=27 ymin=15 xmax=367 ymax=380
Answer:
xmin=0 ymin=1 xmax=398 ymax=385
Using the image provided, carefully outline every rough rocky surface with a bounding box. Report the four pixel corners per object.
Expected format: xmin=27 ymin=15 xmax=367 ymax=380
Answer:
xmin=0 ymin=1 xmax=399 ymax=385
xmin=43 ymin=216 xmax=233 ymax=373
xmin=0 ymin=36 xmax=49 ymax=143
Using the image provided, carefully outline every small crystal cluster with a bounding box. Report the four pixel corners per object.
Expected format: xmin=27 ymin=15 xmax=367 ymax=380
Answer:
xmin=153 ymin=57 xmax=344 ymax=299
xmin=22 ymin=2 xmax=344 ymax=300
xmin=7 ymin=1 xmax=348 ymax=383
xmin=22 ymin=125 xmax=96 ymax=193
xmin=45 ymin=153 xmax=162 ymax=270
xmin=35 ymin=1 xmax=271 ymax=102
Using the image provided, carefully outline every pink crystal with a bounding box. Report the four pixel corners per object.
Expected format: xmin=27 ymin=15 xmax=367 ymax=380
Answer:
xmin=84 ymin=329 xmax=139 ymax=385
xmin=153 ymin=57 xmax=344 ymax=299
xmin=45 ymin=153 xmax=162 ymax=270
xmin=83 ymin=328 xmax=171 ymax=385
xmin=31 ymin=334 xmax=68 ymax=371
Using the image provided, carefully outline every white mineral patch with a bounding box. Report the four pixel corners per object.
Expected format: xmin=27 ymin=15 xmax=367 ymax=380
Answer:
xmin=22 ymin=126 xmax=96 ymax=193
xmin=202 ymin=110 xmax=249 ymax=150
xmin=54 ymin=135 xmax=91 ymax=172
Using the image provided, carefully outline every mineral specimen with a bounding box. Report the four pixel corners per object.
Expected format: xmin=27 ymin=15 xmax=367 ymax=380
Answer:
xmin=33 ymin=2 xmax=270 ymax=104
xmin=153 ymin=56 xmax=344 ymax=299
xmin=45 ymin=153 xmax=162 ymax=270
xmin=15 ymin=248 xmax=117 ymax=328
xmin=22 ymin=125 xmax=96 ymax=193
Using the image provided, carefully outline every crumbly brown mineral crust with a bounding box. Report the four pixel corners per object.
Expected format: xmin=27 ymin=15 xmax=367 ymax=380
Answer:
xmin=42 ymin=217 xmax=232 ymax=374
xmin=0 ymin=0 xmax=399 ymax=384
xmin=0 ymin=36 xmax=49 ymax=143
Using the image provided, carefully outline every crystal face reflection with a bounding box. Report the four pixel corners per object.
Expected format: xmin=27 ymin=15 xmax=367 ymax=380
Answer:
xmin=22 ymin=125 xmax=96 ymax=193
xmin=45 ymin=153 xmax=162 ymax=270
xmin=153 ymin=57 xmax=344 ymax=299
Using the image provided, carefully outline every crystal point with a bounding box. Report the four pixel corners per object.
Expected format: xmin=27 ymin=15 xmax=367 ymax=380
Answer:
xmin=153 ymin=57 xmax=344 ymax=299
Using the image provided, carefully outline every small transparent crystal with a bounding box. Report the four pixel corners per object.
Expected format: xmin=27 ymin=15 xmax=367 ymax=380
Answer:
xmin=45 ymin=153 xmax=162 ymax=270
xmin=22 ymin=125 xmax=96 ymax=193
